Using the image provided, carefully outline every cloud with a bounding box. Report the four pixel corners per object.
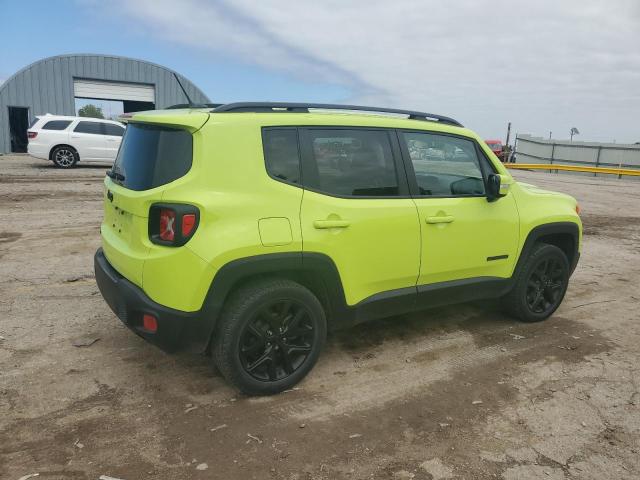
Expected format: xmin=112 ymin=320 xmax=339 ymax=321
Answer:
xmin=106 ymin=0 xmax=640 ymax=141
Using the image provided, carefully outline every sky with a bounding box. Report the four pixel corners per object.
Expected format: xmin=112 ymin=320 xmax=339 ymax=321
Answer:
xmin=1 ymin=0 xmax=639 ymax=143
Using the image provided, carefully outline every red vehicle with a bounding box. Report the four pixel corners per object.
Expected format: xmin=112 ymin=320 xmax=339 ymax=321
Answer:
xmin=485 ymin=139 xmax=503 ymax=157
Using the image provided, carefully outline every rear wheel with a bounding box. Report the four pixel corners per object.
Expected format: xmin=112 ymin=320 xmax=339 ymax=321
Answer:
xmin=51 ymin=146 xmax=78 ymax=168
xmin=502 ymin=243 xmax=569 ymax=322
xmin=213 ymin=278 xmax=327 ymax=395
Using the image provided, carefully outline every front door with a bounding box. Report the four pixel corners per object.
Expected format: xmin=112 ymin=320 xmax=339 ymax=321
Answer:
xmin=299 ymin=127 xmax=421 ymax=306
xmin=399 ymin=130 xmax=519 ymax=286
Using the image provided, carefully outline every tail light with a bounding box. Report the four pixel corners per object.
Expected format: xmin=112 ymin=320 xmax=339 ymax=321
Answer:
xmin=149 ymin=204 xmax=199 ymax=246
xmin=27 ymin=131 xmax=37 ymax=139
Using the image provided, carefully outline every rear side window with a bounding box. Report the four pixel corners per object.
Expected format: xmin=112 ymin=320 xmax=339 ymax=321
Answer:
xmin=74 ymin=121 xmax=102 ymax=134
xmin=262 ymin=128 xmax=301 ymax=185
xmin=42 ymin=120 xmax=71 ymax=130
xmin=103 ymin=123 xmax=125 ymax=137
xmin=111 ymin=123 xmax=192 ymax=191
xmin=303 ymin=129 xmax=399 ymax=197
xmin=403 ymin=131 xmax=487 ymax=196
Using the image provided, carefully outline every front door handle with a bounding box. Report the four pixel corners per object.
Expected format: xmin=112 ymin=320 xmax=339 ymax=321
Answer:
xmin=313 ymin=219 xmax=351 ymax=229
xmin=425 ymin=215 xmax=455 ymax=224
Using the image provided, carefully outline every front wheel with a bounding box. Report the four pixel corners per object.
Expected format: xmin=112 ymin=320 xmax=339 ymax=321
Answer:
xmin=213 ymin=278 xmax=327 ymax=395
xmin=502 ymin=243 xmax=570 ymax=322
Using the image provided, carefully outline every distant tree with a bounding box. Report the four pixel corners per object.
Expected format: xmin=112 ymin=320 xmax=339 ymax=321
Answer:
xmin=78 ymin=104 xmax=104 ymax=119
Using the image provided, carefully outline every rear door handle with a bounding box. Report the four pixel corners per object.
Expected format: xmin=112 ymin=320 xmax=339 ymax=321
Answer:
xmin=313 ymin=219 xmax=351 ymax=229
xmin=425 ymin=215 xmax=455 ymax=224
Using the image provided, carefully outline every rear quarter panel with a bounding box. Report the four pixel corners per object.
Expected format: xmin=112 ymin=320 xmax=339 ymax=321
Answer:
xmin=141 ymin=120 xmax=304 ymax=312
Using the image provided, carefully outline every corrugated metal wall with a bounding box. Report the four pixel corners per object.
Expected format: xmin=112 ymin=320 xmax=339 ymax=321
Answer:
xmin=0 ymin=54 xmax=211 ymax=154
xmin=515 ymin=134 xmax=640 ymax=171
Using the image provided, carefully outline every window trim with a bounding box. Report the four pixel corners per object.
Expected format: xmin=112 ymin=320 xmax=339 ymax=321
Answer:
xmin=298 ymin=126 xmax=411 ymax=199
xmin=261 ymin=126 xmax=303 ymax=188
xmin=397 ymin=129 xmax=497 ymax=199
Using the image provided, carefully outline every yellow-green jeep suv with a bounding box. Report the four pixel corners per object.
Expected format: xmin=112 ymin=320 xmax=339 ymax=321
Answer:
xmin=94 ymin=102 xmax=581 ymax=395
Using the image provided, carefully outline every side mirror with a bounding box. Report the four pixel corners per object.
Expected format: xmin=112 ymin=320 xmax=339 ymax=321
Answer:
xmin=486 ymin=173 xmax=506 ymax=202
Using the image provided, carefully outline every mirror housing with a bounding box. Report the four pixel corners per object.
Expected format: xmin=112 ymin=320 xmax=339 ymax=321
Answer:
xmin=486 ymin=173 xmax=510 ymax=202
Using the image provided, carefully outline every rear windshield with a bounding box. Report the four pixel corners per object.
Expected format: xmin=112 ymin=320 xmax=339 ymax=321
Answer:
xmin=111 ymin=123 xmax=192 ymax=191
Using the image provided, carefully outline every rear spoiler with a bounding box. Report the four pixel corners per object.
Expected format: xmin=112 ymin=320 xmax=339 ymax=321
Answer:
xmin=117 ymin=110 xmax=210 ymax=132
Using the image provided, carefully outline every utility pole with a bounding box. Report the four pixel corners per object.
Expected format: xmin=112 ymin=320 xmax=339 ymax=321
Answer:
xmin=549 ymin=131 xmax=552 ymax=139
xmin=505 ymin=122 xmax=511 ymax=147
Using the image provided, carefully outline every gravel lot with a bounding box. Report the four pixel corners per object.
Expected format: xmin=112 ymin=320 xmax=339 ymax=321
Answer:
xmin=1 ymin=154 xmax=639 ymax=480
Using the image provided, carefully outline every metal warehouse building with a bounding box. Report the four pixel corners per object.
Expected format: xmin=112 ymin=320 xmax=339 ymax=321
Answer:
xmin=0 ymin=54 xmax=210 ymax=154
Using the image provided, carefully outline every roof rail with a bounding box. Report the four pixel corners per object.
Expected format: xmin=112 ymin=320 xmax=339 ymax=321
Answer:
xmin=211 ymin=102 xmax=463 ymax=127
xmin=166 ymin=103 xmax=223 ymax=110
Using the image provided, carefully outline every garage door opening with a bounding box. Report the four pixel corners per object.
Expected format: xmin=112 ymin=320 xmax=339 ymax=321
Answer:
xmin=8 ymin=106 xmax=29 ymax=153
xmin=73 ymin=79 xmax=156 ymax=119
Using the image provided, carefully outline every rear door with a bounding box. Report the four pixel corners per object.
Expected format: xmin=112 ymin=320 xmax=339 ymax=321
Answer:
xmin=299 ymin=127 xmax=421 ymax=307
xmin=71 ymin=120 xmax=108 ymax=160
xmin=399 ymin=130 xmax=519 ymax=286
xmin=102 ymin=122 xmax=125 ymax=161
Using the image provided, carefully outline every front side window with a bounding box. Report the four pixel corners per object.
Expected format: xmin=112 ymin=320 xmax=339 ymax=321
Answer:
xmin=403 ymin=132 xmax=487 ymax=196
xmin=74 ymin=121 xmax=102 ymax=135
xmin=42 ymin=120 xmax=71 ymax=130
xmin=262 ymin=128 xmax=301 ymax=184
xmin=304 ymin=129 xmax=399 ymax=197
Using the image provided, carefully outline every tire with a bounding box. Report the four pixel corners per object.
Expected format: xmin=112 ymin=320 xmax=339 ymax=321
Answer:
xmin=213 ymin=278 xmax=327 ymax=395
xmin=502 ymin=243 xmax=570 ymax=322
xmin=51 ymin=146 xmax=78 ymax=168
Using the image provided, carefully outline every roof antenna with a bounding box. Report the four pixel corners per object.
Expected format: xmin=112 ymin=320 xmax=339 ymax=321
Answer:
xmin=173 ymin=72 xmax=197 ymax=107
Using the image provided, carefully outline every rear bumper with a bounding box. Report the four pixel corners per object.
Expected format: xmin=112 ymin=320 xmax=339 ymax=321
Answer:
xmin=27 ymin=143 xmax=48 ymax=160
xmin=94 ymin=248 xmax=211 ymax=353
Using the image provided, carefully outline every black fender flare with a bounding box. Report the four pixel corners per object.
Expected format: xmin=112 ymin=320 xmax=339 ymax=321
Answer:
xmin=187 ymin=252 xmax=351 ymax=353
xmin=513 ymin=222 xmax=580 ymax=278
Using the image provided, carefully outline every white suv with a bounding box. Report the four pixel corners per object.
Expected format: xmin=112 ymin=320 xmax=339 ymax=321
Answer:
xmin=27 ymin=114 xmax=125 ymax=168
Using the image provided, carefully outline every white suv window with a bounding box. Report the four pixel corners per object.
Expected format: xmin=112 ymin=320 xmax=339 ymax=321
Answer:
xmin=42 ymin=120 xmax=72 ymax=130
xmin=74 ymin=121 xmax=103 ymax=134
xmin=103 ymin=123 xmax=125 ymax=137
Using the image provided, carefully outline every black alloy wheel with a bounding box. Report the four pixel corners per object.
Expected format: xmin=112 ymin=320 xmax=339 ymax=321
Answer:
xmin=213 ymin=278 xmax=326 ymax=395
xmin=502 ymin=243 xmax=570 ymax=322
xmin=525 ymin=257 xmax=566 ymax=315
xmin=239 ymin=300 xmax=315 ymax=382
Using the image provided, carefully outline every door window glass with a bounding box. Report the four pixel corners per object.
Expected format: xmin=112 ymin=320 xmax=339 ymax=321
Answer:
xmin=74 ymin=121 xmax=103 ymax=135
xmin=103 ymin=123 xmax=125 ymax=137
xmin=403 ymin=132 xmax=487 ymax=196
xmin=305 ymin=129 xmax=399 ymax=197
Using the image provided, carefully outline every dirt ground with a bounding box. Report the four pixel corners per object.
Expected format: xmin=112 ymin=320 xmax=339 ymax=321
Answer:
xmin=1 ymin=154 xmax=639 ymax=480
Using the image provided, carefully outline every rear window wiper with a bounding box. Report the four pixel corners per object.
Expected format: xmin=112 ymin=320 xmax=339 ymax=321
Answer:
xmin=106 ymin=170 xmax=125 ymax=182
